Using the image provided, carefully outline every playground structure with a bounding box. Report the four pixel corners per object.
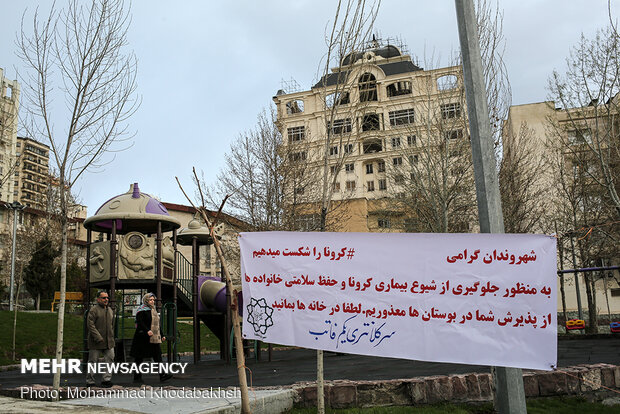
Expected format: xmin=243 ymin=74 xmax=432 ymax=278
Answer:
xmin=82 ymin=183 xmax=239 ymax=363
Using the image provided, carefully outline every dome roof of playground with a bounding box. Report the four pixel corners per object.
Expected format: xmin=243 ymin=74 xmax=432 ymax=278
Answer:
xmin=84 ymin=183 xmax=181 ymax=234
xmin=177 ymin=216 xmax=214 ymax=245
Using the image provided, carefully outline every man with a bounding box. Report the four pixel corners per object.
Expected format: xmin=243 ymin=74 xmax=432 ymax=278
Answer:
xmin=86 ymin=290 xmax=115 ymax=387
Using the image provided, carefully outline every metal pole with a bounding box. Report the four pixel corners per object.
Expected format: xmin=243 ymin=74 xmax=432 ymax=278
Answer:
xmin=156 ymin=222 xmax=162 ymax=312
xmin=9 ymin=204 xmax=19 ymax=311
xmin=455 ymin=1 xmax=526 ymax=413
xmin=110 ymin=220 xmax=117 ymax=309
xmin=192 ymin=236 xmax=200 ymax=363
xmin=171 ymin=228 xmax=178 ymax=362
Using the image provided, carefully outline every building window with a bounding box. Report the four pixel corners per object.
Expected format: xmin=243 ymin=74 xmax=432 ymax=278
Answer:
xmin=329 ymin=118 xmax=352 ymax=135
xmin=345 ymin=163 xmax=354 ymax=173
xmin=365 ymin=164 xmax=373 ymax=174
xmin=295 ymin=214 xmax=321 ymax=232
xmin=326 ymin=92 xmax=350 ymax=107
xmin=286 ymin=100 xmax=304 ymax=114
xmin=289 ymin=151 xmax=307 ymax=162
xmin=437 ymin=74 xmax=458 ymax=91
xmin=568 ymin=129 xmax=592 ymax=145
xmin=392 ymin=157 xmax=403 ymax=166
xmin=367 ymin=181 xmax=375 ymax=191
xmin=391 ymin=137 xmax=401 ymax=148
xmin=409 ymin=154 xmax=419 ymax=164
xmin=362 ymin=113 xmax=380 ymax=131
xmin=330 ymin=165 xmax=338 ymax=175
xmin=389 ymin=109 xmax=415 ymax=126
xmin=407 ymin=135 xmax=417 ymax=145
xmin=377 ymin=161 xmax=386 ymax=173
xmin=444 ymin=129 xmax=464 ymax=140
xmin=295 ymin=187 xmax=305 ymax=195
xmin=394 ymin=174 xmax=404 ymax=184
xmin=378 ymin=179 xmax=387 ymax=190
xmin=359 ymin=72 xmax=377 ymax=102
xmin=343 ymin=143 xmax=354 ymax=154
xmin=362 ymin=139 xmax=382 ymax=154
xmin=441 ymin=103 xmax=461 ymax=119
xmin=329 ymin=146 xmax=339 ymax=156
xmin=345 ymin=180 xmax=356 ymax=191
xmin=333 ymin=182 xmax=341 ymax=192
xmin=378 ymin=218 xmax=391 ymax=228
xmin=386 ymin=81 xmax=412 ymax=97
xmin=287 ymin=126 xmax=305 ymax=142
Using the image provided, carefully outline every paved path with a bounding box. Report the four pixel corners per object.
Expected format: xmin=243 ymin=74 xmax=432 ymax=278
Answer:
xmin=1 ymin=336 xmax=619 ymax=389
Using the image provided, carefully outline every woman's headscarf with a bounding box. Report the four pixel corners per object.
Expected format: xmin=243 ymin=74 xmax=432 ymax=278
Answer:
xmin=136 ymin=292 xmax=155 ymax=314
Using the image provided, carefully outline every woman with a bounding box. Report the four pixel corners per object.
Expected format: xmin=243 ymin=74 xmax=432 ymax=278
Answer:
xmin=129 ymin=292 xmax=172 ymax=384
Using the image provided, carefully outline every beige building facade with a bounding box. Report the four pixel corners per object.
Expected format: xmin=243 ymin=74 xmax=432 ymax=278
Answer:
xmin=273 ymin=40 xmax=469 ymax=232
xmin=0 ymin=68 xmax=20 ymax=204
xmin=504 ymin=101 xmax=620 ymax=316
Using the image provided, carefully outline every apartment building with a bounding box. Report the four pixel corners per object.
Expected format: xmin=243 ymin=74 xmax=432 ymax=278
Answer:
xmin=273 ymin=39 xmax=470 ymax=232
xmin=15 ymin=137 xmax=50 ymax=210
xmin=504 ymin=99 xmax=620 ymax=314
xmin=0 ymin=68 xmax=20 ymax=204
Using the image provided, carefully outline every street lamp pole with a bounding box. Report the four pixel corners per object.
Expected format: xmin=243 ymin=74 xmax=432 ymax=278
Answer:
xmin=8 ymin=201 xmax=25 ymax=311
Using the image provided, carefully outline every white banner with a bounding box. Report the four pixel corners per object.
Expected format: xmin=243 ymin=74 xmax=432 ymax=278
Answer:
xmin=240 ymin=232 xmax=557 ymax=371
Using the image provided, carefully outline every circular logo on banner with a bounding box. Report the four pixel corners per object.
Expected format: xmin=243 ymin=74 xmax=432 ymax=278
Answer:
xmin=246 ymin=298 xmax=274 ymax=336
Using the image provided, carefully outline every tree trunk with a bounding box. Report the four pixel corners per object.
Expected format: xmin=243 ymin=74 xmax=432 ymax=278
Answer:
xmin=52 ymin=205 xmax=68 ymax=399
xmin=603 ymin=268 xmax=612 ymax=325
xmin=36 ymin=293 xmax=40 ymax=311
xmin=583 ymin=271 xmax=598 ymax=333
xmin=557 ymin=235 xmax=567 ymax=323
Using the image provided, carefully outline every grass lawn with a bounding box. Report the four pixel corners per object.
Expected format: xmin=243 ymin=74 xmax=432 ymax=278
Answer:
xmin=0 ymin=310 xmax=84 ymax=365
xmin=289 ymin=397 xmax=620 ymax=413
xmin=0 ymin=310 xmax=223 ymax=366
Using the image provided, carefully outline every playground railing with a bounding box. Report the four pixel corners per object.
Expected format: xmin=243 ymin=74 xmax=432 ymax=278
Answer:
xmin=176 ymin=251 xmax=193 ymax=300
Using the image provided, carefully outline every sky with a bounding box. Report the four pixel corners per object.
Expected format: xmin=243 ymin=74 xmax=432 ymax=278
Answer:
xmin=0 ymin=0 xmax=618 ymax=216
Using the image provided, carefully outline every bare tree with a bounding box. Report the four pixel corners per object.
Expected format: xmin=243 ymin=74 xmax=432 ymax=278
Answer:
xmin=386 ymin=0 xmax=509 ymax=234
xmin=386 ymin=55 xmax=476 ymax=233
xmin=207 ymin=107 xmax=315 ymax=231
xmin=546 ymin=138 xmax=617 ymax=332
xmin=310 ymin=2 xmax=381 ymax=412
xmin=545 ymin=25 xmax=620 ymax=331
xmin=475 ymin=0 xmax=511 ymax=148
xmin=314 ymin=0 xmax=381 ymax=232
xmin=17 ymin=0 xmax=139 ymax=395
xmin=499 ymin=121 xmax=551 ymax=233
xmin=547 ymin=26 xmax=620 ymax=219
